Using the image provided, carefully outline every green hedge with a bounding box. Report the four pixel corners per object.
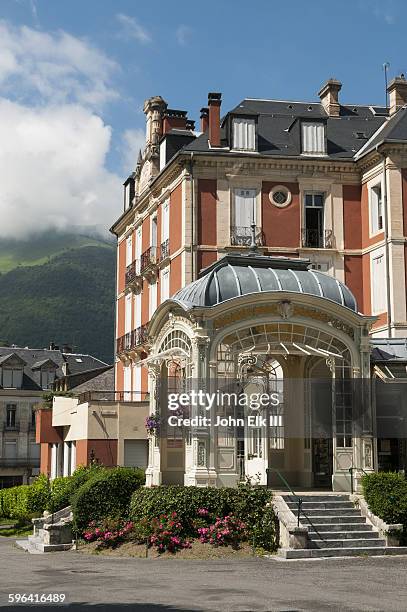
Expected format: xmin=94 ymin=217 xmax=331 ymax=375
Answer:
xmin=362 ymin=472 xmax=407 ymax=527
xmin=0 ymin=474 xmax=51 ymax=520
xmin=129 ymin=484 xmax=277 ymax=551
xmin=47 ymin=465 xmax=105 ymax=513
xmin=71 ymin=467 xmax=145 ymax=533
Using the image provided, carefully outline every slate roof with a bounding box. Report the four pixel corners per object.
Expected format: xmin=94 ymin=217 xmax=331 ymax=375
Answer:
xmin=173 ymin=253 xmax=357 ymax=312
xmin=370 ymin=338 xmax=407 ymax=362
xmin=0 ymin=345 xmax=108 ymax=391
xmin=182 ymin=98 xmax=392 ymax=160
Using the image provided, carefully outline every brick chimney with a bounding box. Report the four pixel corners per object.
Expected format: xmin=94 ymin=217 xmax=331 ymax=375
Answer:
xmin=387 ymin=74 xmax=407 ymax=115
xmin=318 ymin=79 xmax=342 ymax=117
xmin=208 ymin=93 xmax=222 ymax=147
xmin=200 ymin=107 xmax=209 ymax=132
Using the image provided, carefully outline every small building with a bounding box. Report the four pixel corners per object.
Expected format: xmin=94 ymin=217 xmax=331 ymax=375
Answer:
xmin=0 ymin=344 xmax=108 ymax=487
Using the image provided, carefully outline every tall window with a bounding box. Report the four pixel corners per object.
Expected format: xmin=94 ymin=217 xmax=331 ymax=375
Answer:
xmin=232 ymin=118 xmax=256 ymax=151
xmin=370 ymin=183 xmax=383 ymax=235
xmin=301 ymin=122 xmax=326 ymax=155
xmin=304 ymin=192 xmax=324 ymax=248
xmin=135 ymin=226 xmax=142 ymax=274
xmin=151 ymin=216 xmax=158 ymax=248
xmin=126 ymin=234 xmax=133 ymax=267
xmin=40 ymin=369 xmax=55 ymax=389
xmin=149 ymin=280 xmax=157 ymax=318
xmin=6 ymin=404 xmax=16 ymax=428
xmin=336 ymin=380 xmax=352 ymax=448
xmin=371 ymin=250 xmax=386 ymax=314
xmin=134 ymin=291 xmax=142 ymax=329
xmin=31 ymin=407 xmax=36 ymax=428
xmin=161 ymin=266 xmax=170 ymax=302
xmin=233 ymin=189 xmax=257 ymax=245
xmin=125 ymin=293 xmax=132 ymax=335
xmin=161 ymin=200 xmax=170 ymax=244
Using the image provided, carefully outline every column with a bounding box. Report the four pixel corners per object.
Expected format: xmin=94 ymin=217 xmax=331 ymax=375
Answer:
xmin=63 ymin=442 xmax=71 ymax=477
xmin=50 ymin=444 xmax=57 ymax=480
xmin=70 ymin=442 xmax=76 ymax=475
xmin=145 ymin=363 xmax=162 ymax=486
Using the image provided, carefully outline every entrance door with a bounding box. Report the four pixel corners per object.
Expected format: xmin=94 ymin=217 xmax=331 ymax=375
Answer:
xmin=313 ymin=438 xmax=333 ymax=487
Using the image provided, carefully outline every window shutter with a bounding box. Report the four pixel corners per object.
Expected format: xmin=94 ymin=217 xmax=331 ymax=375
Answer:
xmin=126 ymin=235 xmax=133 ymax=266
xmin=233 ymin=118 xmax=256 ymax=150
xmin=371 ymin=252 xmax=386 ymax=313
xmin=134 ymin=292 xmax=141 ymax=329
xmin=301 ymin=123 xmax=326 ymax=155
xmin=162 ymin=200 xmax=170 ymax=242
xmin=234 ymin=189 xmax=256 ymax=227
xmin=125 ymin=293 xmax=132 ymax=334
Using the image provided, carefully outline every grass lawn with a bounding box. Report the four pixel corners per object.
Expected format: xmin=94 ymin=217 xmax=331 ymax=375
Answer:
xmin=76 ymin=539 xmax=259 ymax=559
xmin=0 ymin=518 xmax=16 ymax=526
xmin=0 ymin=526 xmax=33 ymax=538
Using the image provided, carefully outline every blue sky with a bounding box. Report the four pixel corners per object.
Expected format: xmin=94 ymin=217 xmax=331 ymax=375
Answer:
xmin=0 ymin=0 xmax=406 ymax=236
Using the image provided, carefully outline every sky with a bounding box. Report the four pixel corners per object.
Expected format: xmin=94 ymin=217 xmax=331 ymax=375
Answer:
xmin=0 ymin=0 xmax=406 ymax=238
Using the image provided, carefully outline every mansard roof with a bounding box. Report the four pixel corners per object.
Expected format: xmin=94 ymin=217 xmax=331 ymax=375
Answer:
xmin=172 ymin=253 xmax=357 ymax=312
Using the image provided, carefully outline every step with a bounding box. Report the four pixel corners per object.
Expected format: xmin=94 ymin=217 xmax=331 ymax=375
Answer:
xmin=301 ymin=515 xmax=366 ymax=524
xmin=282 ymin=495 xmax=350 ymax=503
xmin=279 ymin=546 xmax=407 ymax=559
xmin=15 ymin=540 xmax=43 ymax=555
xmin=309 ymin=538 xmax=386 ymax=549
xmin=308 ymin=522 xmax=372 ymax=532
xmin=309 ymin=530 xmax=378 ymax=539
xmin=286 ymin=501 xmax=355 ymax=511
xmin=299 ymin=508 xmax=361 ymax=517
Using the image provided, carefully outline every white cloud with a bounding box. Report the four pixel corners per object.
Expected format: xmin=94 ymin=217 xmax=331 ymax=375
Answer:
xmin=176 ymin=25 xmax=192 ymax=46
xmin=116 ymin=13 xmax=151 ymax=44
xmin=0 ymin=20 xmax=119 ymax=108
xmin=0 ymin=100 xmax=122 ymax=238
xmin=121 ymin=128 xmax=146 ymax=174
xmin=0 ymin=21 xmax=123 ymax=238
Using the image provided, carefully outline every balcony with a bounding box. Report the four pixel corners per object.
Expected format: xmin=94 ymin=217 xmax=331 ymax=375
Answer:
xmin=140 ymin=246 xmax=158 ymax=280
xmin=116 ymin=324 xmax=149 ymax=356
xmin=2 ymin=421 xmax=20 ymax=432
xmin=301 ymin=229 xmax=335 ymax=249
xmin=230 ymin=226 xmax=265 ymax=247
xmin=125 ymin=260 xmax=143 ymax=292
xmin=159 ymin=239 xmax=170 ymax=264
xmin=78 ymin=390 xmax=149 ymax=404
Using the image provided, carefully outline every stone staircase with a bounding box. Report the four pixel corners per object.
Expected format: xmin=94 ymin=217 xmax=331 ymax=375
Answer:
xmin=16 ymin=506 xmax=74 ymax=554
xmin=279 ymin=494 xmax=407 ymax=559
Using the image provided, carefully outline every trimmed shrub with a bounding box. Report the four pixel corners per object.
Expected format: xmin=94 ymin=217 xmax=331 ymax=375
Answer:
xmin=362 ymin=472 xmax=407 ymax=526
xmin=47 ymin=465 xmax=105 ymax=512
xmin=0 ymin=474 xmax=51 ymax=520
xmin=71 ymin=467 xmax=145 ymax=533
xmin=129 ymin=483 xmax=277 ymax=551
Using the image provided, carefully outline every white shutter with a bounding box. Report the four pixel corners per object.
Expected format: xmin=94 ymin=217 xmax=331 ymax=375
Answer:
xmin=149 ymin=281 xmax=157 ymax=318
xmin=159 ymin=139 xmax=166 ymax=171
xmin=133 ymin=363 xmax=142 ymax=395
xmin=302 ymin=122 xmax=326 ymax=155
xmin=134 ymin=292 xmax=141 ymax=329
xmin=233 ymin=118 xmax=256 ymax=150
xmin=126 ymin=235 xmax=133 ymax=266
xmin=125 ymin=293 xmax=132 ymax=334
xmin=124 ymin=440 xmax=148 ymax=468
xmin=162 ymin=200 xmax=170 ymax=242
xmin=234 ymin=189 xmax=256 ymax=227
xmin=161 ymin=266 xmax=170 ymax=301
xmin=371 ymin=251 xmax=386 ymax=313
xmin=135 ymin=226 xmax=142 ymax=274
xmin=151 ymin=216 xmax=157 ymax=248
xmin=124 ymin=365 xmax=132 ymax=400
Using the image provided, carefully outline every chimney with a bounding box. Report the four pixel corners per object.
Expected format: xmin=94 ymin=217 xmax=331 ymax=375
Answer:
xmin=62 ymin=344 xmax=72 ymax=354
xmin=387 ymin=74 xmax=407 ymax=115
xmin=208 ymin=93 xmax=222 ymax=147
xmin=186 ymin=119 xmax=195 ymax=131
xmin=200 ymin=107 xmax=209 ymax=132
xmin=318 ymin=78 xmax=342 ymax=117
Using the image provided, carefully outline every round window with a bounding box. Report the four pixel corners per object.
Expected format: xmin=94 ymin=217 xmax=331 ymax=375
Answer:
xmin=269 ymin=185 xmax=292 ymax=208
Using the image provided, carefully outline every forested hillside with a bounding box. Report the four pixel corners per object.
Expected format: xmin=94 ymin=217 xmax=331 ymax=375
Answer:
xmin=0 ymin=245 xmax=116 ymax=364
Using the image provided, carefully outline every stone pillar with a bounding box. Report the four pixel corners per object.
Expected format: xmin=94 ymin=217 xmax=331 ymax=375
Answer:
xmin=70 ymin=442 xmax=76 ymax=475
xmin=50 ymin=444 xmax=57 ymax=480
xmin=145 ymin=363 xmax=162 ymax=486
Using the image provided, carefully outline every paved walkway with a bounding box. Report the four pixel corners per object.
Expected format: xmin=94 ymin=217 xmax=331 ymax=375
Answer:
xmin=1 ymin=536 xmax=407 ymax=611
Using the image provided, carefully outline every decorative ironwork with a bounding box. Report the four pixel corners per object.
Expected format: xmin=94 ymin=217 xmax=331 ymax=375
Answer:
xmin=125 ymin=260 xmax=142 ymax=289
xmin=301 ymin=228 xmax=335 ymax=249
xmin=230 ymin=226 xmax=265 ymax=247
xmin=141 ymin=246 xmax=158 ymax=274
xmin=116 ymin=324 xmax=149 ymax=355
xmin=159 ymin=239 xmax=170 ymax=262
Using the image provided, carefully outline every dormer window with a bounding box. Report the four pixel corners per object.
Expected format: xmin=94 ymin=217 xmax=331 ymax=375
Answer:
xmin=1 ymin=368 xmax=23 ymax=389
xmin=301 ymin=121 xmax=326 ymax=156
xmin=123 ymin=176 xmax=135 ymax=211
xmin=232 ymin=117 xmax=256 ymax=151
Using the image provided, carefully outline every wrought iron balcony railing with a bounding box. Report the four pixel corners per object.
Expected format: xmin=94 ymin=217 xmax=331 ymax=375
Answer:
xmin=125 ymin=260 xmax=142 ymax=288
xmin=116 ymin=324 xmax=149 ymax=355
xmin=301 ymin=229 xmax=335 ymax=249
xmin=3 ymin=421 xmax=20 ymax=432
xmin=140 ymin=246 xmax=158 ymax=274
xmin=159 ymin=239 xmax=170 ymax=262
xmin=230 ymin=226 xmax=265 ymax=247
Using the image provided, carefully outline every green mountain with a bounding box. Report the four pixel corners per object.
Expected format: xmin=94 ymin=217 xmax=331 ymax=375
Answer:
xmin=0 ymin=237 xmax=116 ymax=364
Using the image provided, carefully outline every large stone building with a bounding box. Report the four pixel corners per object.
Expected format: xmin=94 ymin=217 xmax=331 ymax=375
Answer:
xmin=41 ymin=76 xmax=407 ymax=490
xmin=1 ymin=344 xmax=107 ymax=487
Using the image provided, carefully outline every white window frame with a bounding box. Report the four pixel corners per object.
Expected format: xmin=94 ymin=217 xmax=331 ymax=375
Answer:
xmin=301 ymin=122 xmax=326 ymax=156
xmin=126 ymin=234 xmax=133 ymax=267
xmin=233 ymin=188 xmax=257 ymax=227
xmin=160 ymin=266 xmax=170 ymax=302
xmin=134 ymin=291 xmax=142 ymax=329
xmin=135 ymin=226 xmax=142 ymax=274
xmin=149 ymin=280 xmax=157 ymax=319
xmin=125 ymin=292 xmax=132 ymax=334
xmin=1 ymin=368 xmax=23 ymax=389
xmin=371 ymin=248 xmax=386 ymax=314
xmin=232 ymin=118 xmax=256 ymax=151
xmin=369 ymin=181 xmax=384 ymax=237
xmin=161 ymin=199 xmax=170 ymax=244
xmin=150 ymin=215 xmax=158 ymax=248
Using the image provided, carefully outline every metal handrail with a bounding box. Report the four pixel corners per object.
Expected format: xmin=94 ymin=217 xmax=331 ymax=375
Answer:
xmin=349 ymin=466 xmax=369 ymax=495
xmin=267 ymin=468 xmax=326 ymax=541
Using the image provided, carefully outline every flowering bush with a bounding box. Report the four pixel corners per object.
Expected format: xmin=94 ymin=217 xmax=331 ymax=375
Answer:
xmin=148 ymin=512 xmax=191 ymax=553
xmin=197 ymin=513 xmax=246 ymax=548
xmin=83 ymin=518 xmax=134 ymax=548
xmin=145 ymin=414 xmax=160 ymax=435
